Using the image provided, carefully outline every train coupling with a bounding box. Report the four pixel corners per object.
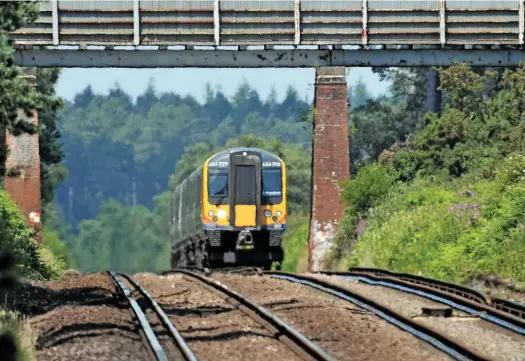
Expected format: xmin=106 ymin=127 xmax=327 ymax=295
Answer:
xmin=236 ymin=230 xmax=254 ymax=250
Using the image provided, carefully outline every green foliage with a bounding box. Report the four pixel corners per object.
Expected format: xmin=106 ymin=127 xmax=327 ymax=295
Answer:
xmin=341 ymin=63 xmax=525 ymax=284
xmin=70 ymin=198 xmax=170 ymax=273
xmin=0 ymin=5 xmax=65 ymax=360
xmin=42 ymin=227 xmax=74 ymax=269
xmin=392 ymin=64 xmax=525 ymax=181
xmin=494 ymin=153 xmax=525 ymax=187
xmin=0 ymin=1 xmax=38 ymax=33
xmin=0 ymin=190 xmax=61 ymax=280
xmin=341 ymin=163 xmax=393 ymax=215
xmin=334 ymin=163 xmax=394 ymax=256
xmin=349 ymin=68 xmax=428 ymax=174
xmin=0 ymin=1 xmax=40 ymax=177
xmin=281 ymin=211 xmax=310 ymax=272
xmin=37 ymin=68 xmax=67 ymax=217
xmin=347 ymin=169 xmax=525 ymax=283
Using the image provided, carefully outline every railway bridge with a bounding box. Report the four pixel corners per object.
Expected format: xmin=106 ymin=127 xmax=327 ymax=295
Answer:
xmin=5 ymin=0 xmax=525 ymax=271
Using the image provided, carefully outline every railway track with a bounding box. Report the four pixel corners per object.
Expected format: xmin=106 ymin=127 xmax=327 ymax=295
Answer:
xmin=320 ymin=268 xmax=525 ymax=336
xmin=266 ymin=271 xmax=491 ymax=361
xmin=108 ymin=271 xmax=199 ymax=361
xmin=167 ymin=265 xmax=265 ymax=277
xmin=162 ymin=268 xmax=337 ymax=361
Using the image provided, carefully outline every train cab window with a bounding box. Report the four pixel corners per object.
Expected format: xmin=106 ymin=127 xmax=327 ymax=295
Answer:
xmin=208 ymin=168 xmax=228 ymax=203
xmin=262 ymin=168 xmax=282 ymax=204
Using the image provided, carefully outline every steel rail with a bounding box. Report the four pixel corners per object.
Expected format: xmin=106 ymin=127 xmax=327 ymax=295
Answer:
xmin=323 ymin=268 xmax=525 ymax=336
xmin=161 ymin=266 xmax=264 ymax=277
xmin=167 ymin=268 xmax=337 ymax=361
xmin=349 ymin=268 xmax=491 ymax=304
xmin=108 ymin=271 xmax=169 ymax=361
xmin=347 ymin=268 xmax=525 ymax=320
xmin=266 ymin=271 xmax=491 ymax=361
xmin=492 ymin=298 xmax=525 ymax=320
xmin=118 ymin=273 xmax=200 ymax=361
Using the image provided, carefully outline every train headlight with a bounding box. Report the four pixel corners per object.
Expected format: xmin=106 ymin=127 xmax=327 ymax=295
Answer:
xmin=217 ymin=209 xmax=227 ymax=219
xmin=208 ymin=210 xmax=214 ymax=217
xmin=264 ymin=210 xmax=272 ymax=218
xmin=276 ymin=211 xmax=282 ymax=217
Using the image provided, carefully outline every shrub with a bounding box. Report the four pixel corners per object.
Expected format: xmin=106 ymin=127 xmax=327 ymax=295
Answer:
xmin=346 ymin=155 xmax=525 ymax=283
xmin=334 ymin=163 xmax=394 ymax=254
xmin=0 ymin=190 xmax=63 ymax=280
xmin=341 ymin=163 xmax=394 ymax=215
xmin=494 ymin=153 xmax=525 ymax=188
xmin=337 ymin=64 xmax=525 ymax=286
xmin=281 ymin=211 xmax=309 ymax=272
xmin=42 ymin=227 xmax=75 ymax=269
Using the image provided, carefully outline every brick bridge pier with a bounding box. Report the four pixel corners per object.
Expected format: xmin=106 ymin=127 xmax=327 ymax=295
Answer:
xmin=308 ymin=67 xmax=350 ymax=272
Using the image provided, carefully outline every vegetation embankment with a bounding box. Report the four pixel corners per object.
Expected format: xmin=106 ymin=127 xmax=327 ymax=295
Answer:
xmin=1 ymin=2 xmax=71 ymax=359
xmin=336 ymin=64 xmax=525 ymax=291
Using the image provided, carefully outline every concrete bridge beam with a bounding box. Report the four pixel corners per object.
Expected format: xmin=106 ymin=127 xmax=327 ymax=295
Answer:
xmin=308 ymin=66 xmax=351 ymax=272
xmin=4 ymin=67 xmax=42 ymax=241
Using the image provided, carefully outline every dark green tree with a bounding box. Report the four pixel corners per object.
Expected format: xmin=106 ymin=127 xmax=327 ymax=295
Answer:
xmin=0 ymin=1 xmax=39 ymax=178
xmin=37 ymin=68 xmax=67 ymax=218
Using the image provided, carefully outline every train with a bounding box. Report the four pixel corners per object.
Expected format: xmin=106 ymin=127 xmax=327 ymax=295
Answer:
xmin=169 ymin=147 xmax=287 ymax=270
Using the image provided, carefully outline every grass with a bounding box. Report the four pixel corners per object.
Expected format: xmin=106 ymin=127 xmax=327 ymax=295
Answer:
xmin=0 ymin=308 xmax=37 ymax=361
xmin=281 ymin=211 xmax=310 ymax=272
xmin=340 ymin=157 xmax=525 ymax=285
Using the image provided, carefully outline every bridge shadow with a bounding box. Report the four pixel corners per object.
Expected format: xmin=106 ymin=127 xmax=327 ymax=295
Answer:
xmin=158 ymin=302 xmax=234 ymax=317
xmin=181 ymin=329 xmax=274 ymax=343
xmin=36 ymin=322 xmax=140 ymax=350
xmin=6 ymin=280 xmax=123 ymax=318
xmin=5 ymin=279 xmax=143 ymax=353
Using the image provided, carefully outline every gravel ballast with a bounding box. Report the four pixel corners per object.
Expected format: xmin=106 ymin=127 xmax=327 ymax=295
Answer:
xmin=309 ymin=273 xmax=525 ymax=361
xmin=210 ymin=272 xmax=456 ymax=361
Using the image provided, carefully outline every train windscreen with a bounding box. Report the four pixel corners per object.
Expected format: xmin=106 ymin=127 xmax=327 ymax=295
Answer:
xmin=208 ymin=168 xmax=228 ymax=203
xmin=262 ymin=168 xmax=282 ymax=204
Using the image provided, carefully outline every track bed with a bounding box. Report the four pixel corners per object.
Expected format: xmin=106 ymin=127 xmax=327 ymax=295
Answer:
xmin=134 ymin=271 xmax=322 ymax=361
xmin=210 ymin=272 xmax=456 ymax=361
xmin=14 ymin=272 xmax=151 ymax=361
xmin=309 ymin=273 xmax=525 ymax=361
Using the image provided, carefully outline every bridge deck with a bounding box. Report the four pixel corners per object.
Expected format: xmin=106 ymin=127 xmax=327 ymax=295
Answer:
xmin=9 ymin=0 xmax=525 ymax=67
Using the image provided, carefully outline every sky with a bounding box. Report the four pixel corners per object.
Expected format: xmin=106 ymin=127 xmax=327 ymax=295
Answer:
xmin=55 ymin=67 xmax=390 ymax=104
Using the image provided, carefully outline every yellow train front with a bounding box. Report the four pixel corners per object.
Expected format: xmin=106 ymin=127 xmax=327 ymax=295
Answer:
xmin=169 ymin=147 xmax=287 ymax=270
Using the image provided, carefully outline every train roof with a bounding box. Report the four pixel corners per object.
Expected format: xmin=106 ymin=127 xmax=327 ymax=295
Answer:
xmin=208 ymin=147 xmax=282 ymax=164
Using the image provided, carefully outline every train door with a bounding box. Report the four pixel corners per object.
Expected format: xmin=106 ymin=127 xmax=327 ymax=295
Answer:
xmin=229 ymin=151 xmax=261 ymax=228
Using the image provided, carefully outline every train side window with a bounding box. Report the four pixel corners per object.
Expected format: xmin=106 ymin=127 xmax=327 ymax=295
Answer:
xmin=208 ymin=168 xmax=228 ymax=201
xmin=262 ymin=167 xmax=283 ymax=204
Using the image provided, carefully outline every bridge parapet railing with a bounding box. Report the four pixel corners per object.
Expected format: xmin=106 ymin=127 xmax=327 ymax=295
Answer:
xmin=8 ymin=0 xmax=525 ymax=48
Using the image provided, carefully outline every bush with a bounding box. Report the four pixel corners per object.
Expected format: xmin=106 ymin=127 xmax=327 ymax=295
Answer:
xmin=42 ymin=227 xmax=75 ymax=269
xmin=337 ymin=64 xmax=525 ymax=286
xmin=281 ymin=211 xmax=310 ymax=272
xmin=341 ymin=163 xmax=394 ymax=215
xmin=0 ymin=190 xmax=63 ymax=280
xmin=346 ymin=154 xmax=525 ymax=283
xmin=334 ymin=163 xmax=393 ymax=254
